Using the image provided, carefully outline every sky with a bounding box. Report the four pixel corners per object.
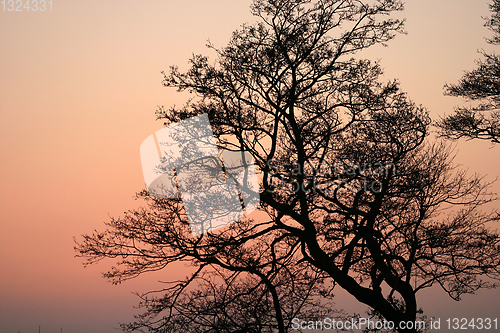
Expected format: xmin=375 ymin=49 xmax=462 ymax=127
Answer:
xmin=1 ymin=0 xmax=499 ymax=332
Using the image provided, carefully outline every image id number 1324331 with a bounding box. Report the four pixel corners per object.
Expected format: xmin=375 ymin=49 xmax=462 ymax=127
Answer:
xmin=2 ymin=0 xmax=52 ymax=11
xmin=446 ymin=318 xmax=497 ymax=330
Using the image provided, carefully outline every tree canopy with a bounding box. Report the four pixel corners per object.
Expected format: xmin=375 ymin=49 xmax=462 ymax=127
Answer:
xmin=76 ymin=1 xmax=500 ymax=332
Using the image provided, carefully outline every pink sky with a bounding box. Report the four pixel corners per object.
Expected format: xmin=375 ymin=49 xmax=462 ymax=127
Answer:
xmin=1 ymin=1 xmax=499 ymax=332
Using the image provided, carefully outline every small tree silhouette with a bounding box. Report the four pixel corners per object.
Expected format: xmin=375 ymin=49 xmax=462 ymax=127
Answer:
xmin=76 ymin=1 xmax=500 ymax=332
xmin=437 ymin=0 xmax=500 ymax=144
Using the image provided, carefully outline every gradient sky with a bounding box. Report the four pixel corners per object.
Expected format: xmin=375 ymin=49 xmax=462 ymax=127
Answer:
xmin=1 ymin=1 xmax=499 ymax=332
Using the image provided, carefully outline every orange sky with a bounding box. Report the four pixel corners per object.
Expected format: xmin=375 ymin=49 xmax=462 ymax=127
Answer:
xmin=1 ymin=1 xmax=499 ymax=332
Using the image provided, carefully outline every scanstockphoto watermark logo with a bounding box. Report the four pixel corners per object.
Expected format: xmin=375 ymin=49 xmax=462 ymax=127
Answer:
xmin=140 ymin=114 xmax=396 ymax=235
xmin=140 ymin=114 xmax=259 ymax=235
xmin=291 ymin=317 xmax=427 ymax=331
xmin=266 ymin=159 xmax=396 ymax=195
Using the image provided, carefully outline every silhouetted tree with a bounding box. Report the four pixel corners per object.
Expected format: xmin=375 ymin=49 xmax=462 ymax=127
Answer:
xmin=76 ymin=1 xmax=500 ymax=332
xmin=437 ymin=0 xmax=500 ymax=144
